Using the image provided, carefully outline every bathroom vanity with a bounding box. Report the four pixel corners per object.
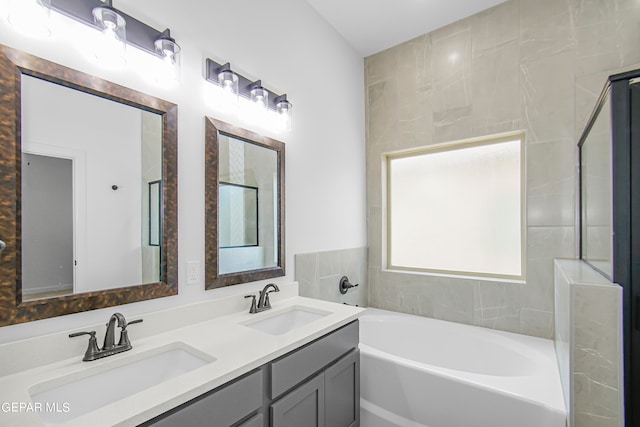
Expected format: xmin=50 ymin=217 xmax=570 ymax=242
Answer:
xmin=0 ymin=284 xmax=363 ymax=427
xmin=144 ymin=321 xmax=359 ymax=427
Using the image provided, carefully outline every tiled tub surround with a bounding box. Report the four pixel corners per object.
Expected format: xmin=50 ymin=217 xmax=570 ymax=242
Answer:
xmin=365 ymin=0 xmax=640 ymax=339
xmin=554 ymin=259 xmax=623 ymax=427
xmin=360 ymin=308 xmax=566 ymax=427
xmin=0 ymin=283 xmax=363 ymax=426
xmin=295 ymin=247 xmax=368 ymax=307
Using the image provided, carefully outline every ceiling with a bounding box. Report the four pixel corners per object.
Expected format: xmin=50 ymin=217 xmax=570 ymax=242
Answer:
xmin=305 ymin=0 xmax=509 ymax=57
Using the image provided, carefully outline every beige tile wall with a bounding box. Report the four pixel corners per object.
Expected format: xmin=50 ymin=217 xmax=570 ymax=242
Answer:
xmin=554 ymin=259 xmax=623 ymax=427
xmin=365 ymin=0 xmax=640 ymax=339
xmin=295 ymin=248 xmax=368 ymax=307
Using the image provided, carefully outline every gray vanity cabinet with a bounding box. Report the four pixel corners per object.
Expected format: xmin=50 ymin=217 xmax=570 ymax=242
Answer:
xmin=271 ymin=373 xmax=325 ymax=426
xmin=270 ymin=349 xmax=360 ymax=427
xmin=268 ymin=321 xmax=359 ymax=427
xmin=237 ymin=414 xmax=264 ymax=427
xmin=325 ymin=350 xmax=360 ymax=427
xmin=141 ymin=321 xmax=359 ymax=427
xmin=142 ymin=368 xmax=263 ymax=427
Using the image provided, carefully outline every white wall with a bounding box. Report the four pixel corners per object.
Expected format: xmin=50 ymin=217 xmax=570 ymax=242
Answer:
xmin=0 ymin=0 xmax=366 ymax=343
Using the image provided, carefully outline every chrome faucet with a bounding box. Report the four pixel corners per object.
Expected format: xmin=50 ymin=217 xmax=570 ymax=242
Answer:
xmin=69 ymin=312 xmax=143 ymax=361
xmin=245 ymin=283 xmax=280 ymax=314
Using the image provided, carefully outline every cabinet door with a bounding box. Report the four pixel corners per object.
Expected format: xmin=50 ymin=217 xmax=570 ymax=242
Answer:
xmin=325 ymin=350 xmax=360 ymax=427
xmin=270 ymin=321 xmax=358 ymax=400
xmin=271 ymin=373 xmax=325 ymax=427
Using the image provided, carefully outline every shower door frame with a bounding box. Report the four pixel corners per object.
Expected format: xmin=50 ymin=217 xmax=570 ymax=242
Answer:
xmin=578 ymin=68 xmax=640 ymax=427
xmin=609 ymin=70 xmax=639 ymax=427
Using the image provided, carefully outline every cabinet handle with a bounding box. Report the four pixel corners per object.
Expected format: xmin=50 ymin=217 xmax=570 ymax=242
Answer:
xmin=0 ymin=240 xmax=5 ymax=253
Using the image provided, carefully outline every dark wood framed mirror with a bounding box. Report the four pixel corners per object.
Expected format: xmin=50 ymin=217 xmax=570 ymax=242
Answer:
xmin=0 ymin=44 xmax=178 ymax=326
xmin=205 ymin=117 xmax=285 ymax=289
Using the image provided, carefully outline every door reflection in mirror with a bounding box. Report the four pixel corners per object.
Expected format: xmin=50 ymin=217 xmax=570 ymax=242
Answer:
xmin=21 ymin=153 xmax=74 ymax=299
xmin=20 ymin=75 xmax=162 ymax=300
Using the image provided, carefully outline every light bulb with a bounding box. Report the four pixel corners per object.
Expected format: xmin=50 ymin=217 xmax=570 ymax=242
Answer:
xmin=153 ymin=54 xmax=179 ymax=86
xmin=275 ymin=97 xmax=292 ymax=131
xmin=154 ymin=31 xmax=181 ymax=84
xmin=92 ymin=5 xmax=127 ymax=67
xmin=163 ymin=50 xmax=175 ymax=63
xmin=250 ymin=86 xmax=269 ymax=110
xmin=218 ymin=70 xmax=239 ymax=99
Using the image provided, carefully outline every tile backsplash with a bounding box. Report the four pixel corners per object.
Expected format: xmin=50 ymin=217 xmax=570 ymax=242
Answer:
xmin=295 ymin=247 xmax=368 ymax=307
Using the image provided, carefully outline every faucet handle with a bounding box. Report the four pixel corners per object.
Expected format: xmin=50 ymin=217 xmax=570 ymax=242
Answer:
xmin=69 ymin=331 xmax=95 ymax=338
xmin=339 ymin=276 xmax=359 ymax=294
xmin=263 ymin=290 xmax=277 ymax=309
xmin=117 ymin=318 xmax=143 ymax=348
xmin=69 ymin=331 xmax=100 ymax=362
xmin=245 ymin=295 xmax=257 ymax=313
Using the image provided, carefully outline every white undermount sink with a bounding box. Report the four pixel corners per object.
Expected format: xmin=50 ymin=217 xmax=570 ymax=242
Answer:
xmin=30 ymin=343 xmax=215 ymax=426
xmin=242 ymin=306 xmax=331 ymax=335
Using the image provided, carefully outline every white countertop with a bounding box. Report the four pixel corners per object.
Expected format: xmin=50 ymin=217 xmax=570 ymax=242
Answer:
xmin=0 ymin=291 xmax=364 ymax=427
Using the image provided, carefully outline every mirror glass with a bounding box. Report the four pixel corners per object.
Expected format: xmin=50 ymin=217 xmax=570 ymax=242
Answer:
xmin=205 ymin=118 xmax=285 ymax=288
xmin=0 ymin=43 xmax=178 ymax=326
xmin=218 ymin=134 xmax=277 ymax=275
xmin=580 ymin=90 xmax=613 ymax=279
xmin=20 ymin=75 xmax=163 ymax=301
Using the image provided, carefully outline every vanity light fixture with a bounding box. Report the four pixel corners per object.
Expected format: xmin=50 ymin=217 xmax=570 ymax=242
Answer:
xmin=205 ymin=58 xmax=293 ymax=130
xmin=217 ymin=63 xmax=240 ymax=102
xmin=217 ymin=62 xmax=240 ymax=108
xmin=92 ymin=0 xmax=126 ymax=67
xmin=249 ymin=80 xmax=269 ymax=110
xmin=274 ymin=94 xmax=293 ymax=131
xmin=26 ymin=0 xmax=182 ymax=79
xmin=154 ymin=29 xmax=180 ymax=61
xmin=7 ymin=0 xmax=52 ymax=38
xmin=154 ymin=29 xmax=181 ymax=83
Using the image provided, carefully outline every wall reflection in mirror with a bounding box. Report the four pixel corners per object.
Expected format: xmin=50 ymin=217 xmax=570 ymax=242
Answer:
xmin=580 ymin=90 xmax=613 ymax=279
xmin=21 ymin=75 xmax=163 ymax=301
xmin=218 ymin=134 xmax=277 ymax=275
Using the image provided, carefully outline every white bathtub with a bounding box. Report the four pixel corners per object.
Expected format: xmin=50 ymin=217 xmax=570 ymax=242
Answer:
xmin=359 ymin=308 xmax=566 ymax=427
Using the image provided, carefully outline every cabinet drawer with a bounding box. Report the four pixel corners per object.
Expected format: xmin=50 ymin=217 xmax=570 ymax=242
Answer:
xmin=270 ymin=320 xmax=358 ymax=399
xmin=145 ymin=368 xmax=263 ymax=427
